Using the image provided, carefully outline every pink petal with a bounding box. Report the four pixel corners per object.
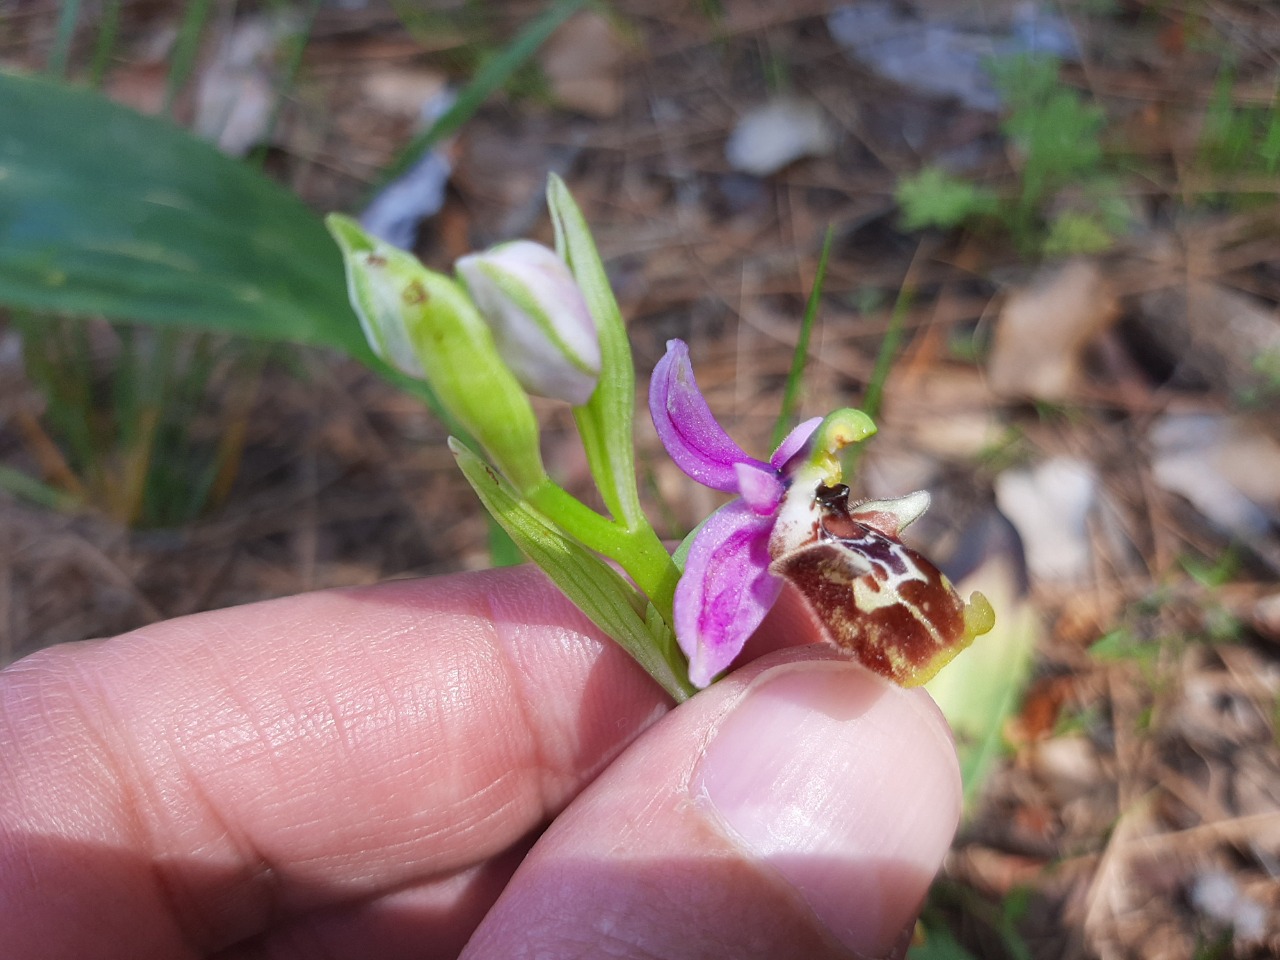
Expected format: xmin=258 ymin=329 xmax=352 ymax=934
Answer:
xmin=770 ymin=416 xmax=823 ymax=472
xmin=675 ymin=500 xmax=783 ymax=687
xmin=650 ymin=339 xmax=771 ymax=492
xmin=734 ymin=462 xmax=785 ymax=515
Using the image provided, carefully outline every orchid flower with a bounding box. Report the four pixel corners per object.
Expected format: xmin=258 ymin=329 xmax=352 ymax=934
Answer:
xmin=651 ymin=339 xmax=994 ymax=688
xmin=332 ymin=174 xmax=990 ymax=704
xmin=649 ymin=338 xmax=824 ymax=686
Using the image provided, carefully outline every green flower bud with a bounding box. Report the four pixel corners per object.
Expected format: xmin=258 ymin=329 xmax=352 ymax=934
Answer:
xmin=327 ymin=215 xmax=546 ymax=493
xmin=457 ymin=240 xmax=601 ymax=405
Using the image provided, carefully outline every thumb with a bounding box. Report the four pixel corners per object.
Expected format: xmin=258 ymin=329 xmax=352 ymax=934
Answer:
xmin=463 ymin=651 xmax=961 ymax=960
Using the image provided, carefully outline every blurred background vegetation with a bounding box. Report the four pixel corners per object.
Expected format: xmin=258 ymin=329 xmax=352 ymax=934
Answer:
xmin=1 ymin=1 xmax=1278 ymax=957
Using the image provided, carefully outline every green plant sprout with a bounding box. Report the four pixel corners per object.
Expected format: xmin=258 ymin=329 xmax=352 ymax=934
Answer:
xmin=10 ymin=314 xmax=264 ymax=526
xmin=328 ymin=176 xmax=994 ymax=700
xmin=1196 ymin=66 xmax=1280 ymax=209
xmin=895 ymin=53 xmax=1123 ymax=257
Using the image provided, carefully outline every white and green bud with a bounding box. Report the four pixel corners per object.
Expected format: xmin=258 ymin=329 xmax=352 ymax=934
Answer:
xmin=327 ymin=215 xmax=547 ymax=493
xmin=456 ymin=240 xmax=601 ymax=406
xmin=327 ymin=216 xmax=428 ymax=379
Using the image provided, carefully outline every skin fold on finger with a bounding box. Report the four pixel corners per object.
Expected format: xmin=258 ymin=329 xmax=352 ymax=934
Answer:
xmin=0 ymin=567 xmax=668 ymax=959
xmin=462 ymin=651 xmax=962 ymax=960
xmin=216 ymin=838 xmax=535 ymax=960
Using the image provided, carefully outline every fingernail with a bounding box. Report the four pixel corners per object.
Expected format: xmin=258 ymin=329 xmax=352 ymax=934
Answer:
xmin=695 ymin=662 xmax=960 ymax=958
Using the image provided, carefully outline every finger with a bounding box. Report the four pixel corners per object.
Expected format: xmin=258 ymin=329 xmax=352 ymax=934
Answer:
xmin=740 ymin=580 xmax=833 ymax=660
xmin=463 ymin=652 xmax=962 ymax=960
xmin=218 ymin=842 xmax=532 ymax=960
xmin=0 ymin=567 xmax=668 ymax=959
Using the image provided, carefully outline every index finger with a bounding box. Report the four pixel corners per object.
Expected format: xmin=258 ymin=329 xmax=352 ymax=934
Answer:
xmin=0 ymin=567 xmax=669 ymax=957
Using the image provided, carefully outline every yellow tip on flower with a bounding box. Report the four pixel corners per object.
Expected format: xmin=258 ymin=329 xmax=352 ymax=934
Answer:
xmin=808 ymin=408 xmax=878 ymax=484
xmin=963 ymin=590 xmax=996 ymax=640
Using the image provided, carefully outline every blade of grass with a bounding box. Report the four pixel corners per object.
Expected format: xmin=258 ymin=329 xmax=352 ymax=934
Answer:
xmin=114 ymin=330 xmax=161 ymax=521
xmin=0 ymin=465 xmax=82 ymax=512
xmin=141 ymin=332 xmax=213 ymax=526
xmin=47 ymin=0 xmax=83 ymax=78
xmin=89 ymin=0 xmax=123 ymax=87
xmin=12 ymin=408 xmax=85 ymax=499
xmin=117 ymin=403 xmax=159 ymax=525
xmin=110 ymin=326 xmax=141 ymax=454
xmin=375 ymin=0 xmax=587 ymax=189
xmin=862 ymin=241 xmax=925 ymax=423
xmin=202 ymin=341 xmax=268 ymax=516
xmin=164 ymin=0 xmax=216 ymax=115
xmin=249 ymin=0 xmax=324 ymax=171
xmin=11 ymin=314 xmax=97 ymax=485
xmin=770 ymin=224 xmax=834 ymax=449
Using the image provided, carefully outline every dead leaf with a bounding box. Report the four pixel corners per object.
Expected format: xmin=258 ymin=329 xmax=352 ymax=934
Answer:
xmin=1135 ymin=280 xmax=1280 ymax=399
xmin=988 ymin=260 xmax=1120 ymax=401
xmin=361 ymin=67 xmax=449 ymax=118
xmin=1150 ymin=413 xmax=1280 ymax=570
xmin=827 ymin=1 xmax=1078 ymax=113
xmin=194 ymin=14 xmax=299 ymax=156
xmin=1012 ymin=675 xmax=1075 ymax=743
xmin=539 ymin=11 xmax=627 ymax=118
xmin=995 ymin=456 xmax=1099 ymax=584
xmin=882 ymin=362 xmax=1004 ymax=460
xmin=1032 ymin=736 xmax=1104 ymax=804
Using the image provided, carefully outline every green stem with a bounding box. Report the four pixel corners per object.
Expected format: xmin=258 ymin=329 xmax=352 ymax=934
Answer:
xmin=47 ymin=0 xmax=82 ymax=79
xmin=622 ymin=525 xmax=681 ymax=626
xmin=527 ymin=482 xmax=680 ymax=625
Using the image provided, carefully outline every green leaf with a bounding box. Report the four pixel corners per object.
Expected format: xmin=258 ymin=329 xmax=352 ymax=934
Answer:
xmin=896 ymin=168 xmax=999 ymax=232
xmin=1042 ymin=211 xmax=1114 ymax=256
xmin=0 ymin=464 xmax=81 ymax=512
xmin=1008 ymin=88 xmax=1104 ymax=196
xmin=546 ymin=174 xmax=645 ymax=529
xmin=0 ymin=71 xmax=370 ymax=363
xmin=925 ymin=549 xmax=1038 ymax=810
xmin=908 ymin=923 xmax=980 ymax=960
xmin=452 ymin=438 xmax=695 ymax=702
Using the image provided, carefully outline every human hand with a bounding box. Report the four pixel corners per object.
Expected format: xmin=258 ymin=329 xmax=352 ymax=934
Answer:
xmin=0 ymin=566 xmax=960 ymax=959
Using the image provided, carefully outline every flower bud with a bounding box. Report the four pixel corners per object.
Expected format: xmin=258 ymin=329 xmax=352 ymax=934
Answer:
xmin=327 ymin=215 xmax=428 ymax=379
xmin=457 ymin=240 xmax=601 ymax=405
xmin=327 ymin=215 xmax=547 ymax=493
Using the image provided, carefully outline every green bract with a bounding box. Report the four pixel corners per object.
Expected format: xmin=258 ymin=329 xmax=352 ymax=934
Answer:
xmin=452 ymin=439 xmax=694 ymax=701
xmin=547 ymin=174 xmax=646 ymax=530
